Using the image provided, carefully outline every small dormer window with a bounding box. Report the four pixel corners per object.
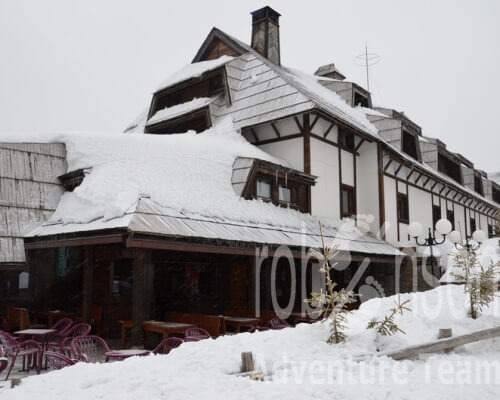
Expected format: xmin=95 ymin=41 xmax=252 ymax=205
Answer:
xmin=402 ymin=130 xmax=419 ymax=160
xmin=493 ymin=186 xmax=500 ymax=203
xmin=256 ymin=179 xmax=271 ymax=199
xmin=354 ymin=91 xmax=369 ymax=108
xmin=438 ymin=153 xmax=462 ymax=184
xmin=278 ymin=185 xmax=291 ymax=203
xmin=149 ymin=68 xmax=226 ymax=118
xmin=338 ymin=129 xmax=355 ymax=151
xmin=474 ymin=174 xmax=484 ymax=195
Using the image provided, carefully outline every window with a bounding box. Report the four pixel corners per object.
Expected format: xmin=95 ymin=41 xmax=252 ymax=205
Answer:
xmin=438 ymin=153 xmax=462 ymax=183
xmin=446 ymin=209 xmax=455 ymax=230
xmin=488 ymin=224 xmax=495 ymax=238
xmin=432 ymin=204 xmax=441 ymax=231
xmin=470 ymin=217 xmax=476 ymax=234
xmin=354 ymin=91 xmax=369 ymax=108
xmin=341 ymin=185 xmax=356 ymax=218
xmin=397 ymin=193 xmax=409 ymax=223
xmin=278 ymin=185 xmax=291 ymax=203
xmin=150 ymin=69 xmax=226 ymax=115
xmin=402 ymin=130 xmax=419 ymax=160
xmin=256 ymin=179 xmax=271 ymax=199
xmin=493 ymin=186 xmax=500 ymax=204
xmin=146 ymin=111 xmax=210 ymax=134
xmin=338 ymin=129 xmax=355 ymax=151
xmin=474 ymin=174 xmax=484 ymax=195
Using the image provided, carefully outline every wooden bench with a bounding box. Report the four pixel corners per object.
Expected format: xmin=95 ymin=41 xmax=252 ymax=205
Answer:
xmin=165 ymin=312 xmax=223 ymax=337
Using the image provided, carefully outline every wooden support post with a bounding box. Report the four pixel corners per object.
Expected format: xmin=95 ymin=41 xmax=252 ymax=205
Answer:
xmin=377 ymin=144 xmax=386 ymax=239
xmin=131 ymin=250 xmax=147 ymax=346
xmin=438 ymin=328 xmax=452 ymax=339
xmin=82 ymin=247 xmax=94 ymax=324
xmin=303 ymin=114 xmax=311 ymax=174
xmin=241 ymin=352 xmax=254 ymax=373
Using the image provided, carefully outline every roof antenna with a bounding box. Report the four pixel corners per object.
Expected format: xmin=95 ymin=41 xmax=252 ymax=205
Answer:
xmin=354 ymin=43 xmax=380 ymax=92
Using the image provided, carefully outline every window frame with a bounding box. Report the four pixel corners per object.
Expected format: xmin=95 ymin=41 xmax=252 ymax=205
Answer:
xmin=401 ymin=130 xmax=420 ymax=161
xmin=340 ymin=184 xmax=357 ymax=218
xmin=338 ymin=128 xmax=355 ymax=151
xmin=397 ymin=193 xmax=409 ymax=224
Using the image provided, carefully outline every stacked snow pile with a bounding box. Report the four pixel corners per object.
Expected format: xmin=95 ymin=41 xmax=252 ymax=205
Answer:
xmin=3 ymin=286 xmax=500 ymax=399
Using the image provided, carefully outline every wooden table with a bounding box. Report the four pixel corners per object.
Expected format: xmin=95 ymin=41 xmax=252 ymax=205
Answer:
xmin=14 ymin=329 xmax=58 ymax=371
xmin=33 ymin=311 xmax=76 ymax=327
xmin=224 ymin=317 xmax=261 ymax=333
xmin=105 ymin=349 xmax=151 ymax=361
xmin=119 ymin=320 xmax=196 ymax=348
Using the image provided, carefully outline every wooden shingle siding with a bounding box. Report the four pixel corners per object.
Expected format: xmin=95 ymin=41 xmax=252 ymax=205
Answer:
xmin=0 ymin=143 xmax=67 ymax=263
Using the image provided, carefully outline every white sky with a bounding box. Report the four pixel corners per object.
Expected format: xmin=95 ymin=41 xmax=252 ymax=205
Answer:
xmin=0 ymin=0 xmax=499 ymax=173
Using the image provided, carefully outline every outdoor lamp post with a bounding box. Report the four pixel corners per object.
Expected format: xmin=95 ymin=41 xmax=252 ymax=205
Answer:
xmin=408 ymin=219 xmax=453 ymax=282
xmin=448 ymin=229 xmax=486 ymax=252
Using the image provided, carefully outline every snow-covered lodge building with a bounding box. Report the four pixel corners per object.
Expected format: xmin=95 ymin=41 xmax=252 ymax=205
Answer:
xmin=0 ymin=7 xmax=498 ymax=340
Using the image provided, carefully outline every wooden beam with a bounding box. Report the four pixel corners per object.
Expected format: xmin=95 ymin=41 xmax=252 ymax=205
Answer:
xmin=293 ymin=116 xmax=303 ymax=132
xmin=445 ymin=188 xmax=453 ymax=197
xmin=82 ymin=247 xmax=94 ymax=324
xmin=250 ymin=128 xmax=259 ymax=144
xmin=394 ymin=162 xmax=403 ymax=177
xmin=309 ymin=114 xmax=320 ymax=132
xmin=453 ymin=192 xmax=460 ymax=201
xmin=250 ymin=133 xmax=302 ymax=147
xmin=323 ymin=123 xmax=335 ymax=138
xmin=406 ymin=169 xmax=415 ymax=181
xmin=384 ymin=326 xmax=500 ymax=361
xmin=422 ymin=177 xmax=431 ymax=188
xmin=303 ymin=114 xmax=311 ymax=175
xmin=414 ymin=173 xmax=423 ymax=185
xmin=270 ymin=123 xmax=280 ymax=138
xmin=384 ymin=159 xmax=393 ymax=172
xmin=355 ymin=138 xmax=366 ymax=152
xmin=131 ymin=250 xmax=148 ymax=346
xmin=430 ymin=181 xmax=439 ymax=192
xmin=24 ymin=234 xmax=125 ymax=249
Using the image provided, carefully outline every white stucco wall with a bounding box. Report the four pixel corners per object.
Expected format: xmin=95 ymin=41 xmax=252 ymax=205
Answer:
xmin=356 ymin=141 xmax=380 ymax=232
xmin=384 ymin=176 xmax=398 ymax=243
xmin=340 ymin=150 xmax=354 ymax=186
xmin=310 ymin=137 xmax=340 ymax=219
xmin=259 ymin=137 xmax=304 ymax=172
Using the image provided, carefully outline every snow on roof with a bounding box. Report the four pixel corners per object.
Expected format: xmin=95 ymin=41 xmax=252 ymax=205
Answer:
xmin=489 ymin=172 xmax=500 ymax=185
xmin=279 ymin=67 xmax=379 ymax=137
xmin=155 ymin=56 xmax=234 ymax=93
xmin=0 ymin=121 xmax=401 ymax=256
xmin=147 ymin=97 xmax=215 ymax=126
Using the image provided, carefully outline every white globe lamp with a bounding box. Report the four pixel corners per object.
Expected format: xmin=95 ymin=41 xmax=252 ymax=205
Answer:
xmin=435 ymin=219 xmax=452 ymax=236
xmin=472 ymin=230 xmax=486 ymax=243
xmin=448 ymin=230 xmax=461 ymax=244
xmin=408 ymin=222 xmax=423 ymax=238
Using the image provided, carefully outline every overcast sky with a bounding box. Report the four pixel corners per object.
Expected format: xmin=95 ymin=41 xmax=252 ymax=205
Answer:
xmin=0 ymin=0 xmax=499 ymax=172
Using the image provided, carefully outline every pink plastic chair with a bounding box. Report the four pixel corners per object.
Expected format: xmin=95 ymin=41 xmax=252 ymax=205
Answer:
xmin=268 ymin=318 xmax=290 ymax=330
xmin=46 ymin=323 xmax=91 ymax=356
xmin=152 ymin=337 xmax=184 ymax=354
xmin=45 ymin=351 xmax=77 ymax=370
xmin=184 ymin=327 xmax=211 ymax=341
xmin=71 ymin=335 xmax=111 ymax=363
xmin=0 ymin=330 xmax=41 ymax=380
xmin=51 ymin=318 xmax=73 ymax=335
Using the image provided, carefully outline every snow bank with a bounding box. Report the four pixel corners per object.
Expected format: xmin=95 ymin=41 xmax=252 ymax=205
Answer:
xmin=3 ymin=286 xmax=500 ymax=399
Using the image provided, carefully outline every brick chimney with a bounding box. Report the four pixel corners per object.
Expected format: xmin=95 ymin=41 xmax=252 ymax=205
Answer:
xmin=251 ymin=6 xmax=281 ymax=65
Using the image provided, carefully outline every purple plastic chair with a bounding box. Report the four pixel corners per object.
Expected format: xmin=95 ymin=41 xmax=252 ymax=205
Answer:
xmin=51 ymin=318 xmax=73 ymax=335
xmin=46 ymin=323 xmax=91 ymax=356
xmin=45 ymin=351 xmax=77 ymax=370
xmin=0 ymin=330 xmax=41 ymax=380
xmin=268 ymin=318 xmax=290 ymax=330
xmin=71 ymin=335 xmax=111 ymax=363
xmin=184 ymin=327 xmax=211 ymax=342
xmin=152 ymin=337 xmax=184 ymax=354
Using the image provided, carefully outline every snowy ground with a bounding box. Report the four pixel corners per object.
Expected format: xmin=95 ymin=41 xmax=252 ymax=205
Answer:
xmin=3 ymin=285 xmax=500 ymax=399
